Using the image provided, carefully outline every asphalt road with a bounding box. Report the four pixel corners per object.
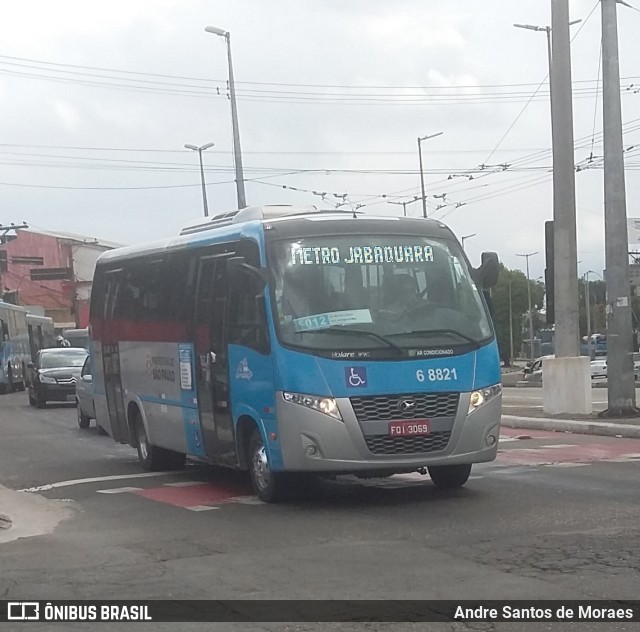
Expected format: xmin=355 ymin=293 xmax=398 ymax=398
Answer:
xmin=502 ymin=385 xmax=640 ymax=414
xmin=503 ymin=385 xmax=607 ymax=413
xmin=1 ymin=390 xmax=639 ymax=632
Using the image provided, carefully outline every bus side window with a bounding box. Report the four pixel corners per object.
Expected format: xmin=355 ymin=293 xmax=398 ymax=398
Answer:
xmin=228 ymin=271 xmax=270 ymax=355
xmin=0 ymin=318 xmax=8 ymax=343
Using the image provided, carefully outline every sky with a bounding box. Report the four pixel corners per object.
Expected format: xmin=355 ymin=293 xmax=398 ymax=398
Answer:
xmin=1 ymin=0 xmax=640 ymax=281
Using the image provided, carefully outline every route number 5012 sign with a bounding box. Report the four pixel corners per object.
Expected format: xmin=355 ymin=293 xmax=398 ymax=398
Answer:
xmin=416 ymin=368 xmax=458 ymax=382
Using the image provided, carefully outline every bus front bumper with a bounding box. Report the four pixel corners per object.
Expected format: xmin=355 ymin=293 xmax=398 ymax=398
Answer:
xmin=275 ymin=391 xmax=501 ymax=473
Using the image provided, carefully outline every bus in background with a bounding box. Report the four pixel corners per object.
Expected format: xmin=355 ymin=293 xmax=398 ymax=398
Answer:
xmin=26 ymin=313 xmax=56 ymax=362
xmin=63 ymin=328 xmax=90 ymax=350
xmin=90 ymin=206 xmax=501 ymax=502
xmin=0 ymin=301 xmax=29 ymax=393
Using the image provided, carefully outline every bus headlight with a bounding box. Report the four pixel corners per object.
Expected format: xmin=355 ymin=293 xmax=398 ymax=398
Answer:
xmin=282 ymin=392 xmax=342 ymax=421
xmin=468 ymin=384 xmax=502 ymax=414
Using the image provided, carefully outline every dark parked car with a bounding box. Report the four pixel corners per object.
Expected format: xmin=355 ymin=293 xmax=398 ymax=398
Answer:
xmin=27 ymin=348 xmax=88 ymax=408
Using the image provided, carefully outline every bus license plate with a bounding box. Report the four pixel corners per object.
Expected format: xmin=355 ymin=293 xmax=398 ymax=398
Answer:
xmin=388 ymin=420 xmax=431 ymax=437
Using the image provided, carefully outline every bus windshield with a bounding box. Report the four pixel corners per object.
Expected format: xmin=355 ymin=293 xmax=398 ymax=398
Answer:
xmin=269 ymin=234 xmax=493 ymax=353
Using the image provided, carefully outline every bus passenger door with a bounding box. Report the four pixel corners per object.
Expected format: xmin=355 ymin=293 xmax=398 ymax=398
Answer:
xmin=194 ymin=255 xmax=234 ymax=463
xmin=102 ymin=269 xmax=129 ymax=443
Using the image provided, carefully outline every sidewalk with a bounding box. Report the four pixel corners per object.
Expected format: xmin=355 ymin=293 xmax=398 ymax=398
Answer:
xmin=501 ymin=405 xmax=640 ymax=439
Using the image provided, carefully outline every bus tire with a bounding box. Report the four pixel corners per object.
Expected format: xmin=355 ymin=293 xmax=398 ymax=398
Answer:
xmin=134 ymin=414 xmax=185 ymax=471
xmin=427 ymin=464 xmax=472 ymax=489
xmin=77 ymin=403 xmax=91 ymax=429
xmin=248 ymin=429 xmax=288 ymax=503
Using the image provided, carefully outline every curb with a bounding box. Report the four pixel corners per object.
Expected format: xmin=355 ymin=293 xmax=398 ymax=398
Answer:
xmin=501 ymin=414 xmax=640 ymax=439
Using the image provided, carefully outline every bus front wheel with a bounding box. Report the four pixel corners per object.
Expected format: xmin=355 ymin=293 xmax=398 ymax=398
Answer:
xmin=248 ymin=429 xmax=288 ymax=503
xmin=427 ymin=464 xmax=472 ymax=489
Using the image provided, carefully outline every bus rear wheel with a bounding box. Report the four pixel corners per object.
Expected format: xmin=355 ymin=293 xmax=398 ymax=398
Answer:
xmin=134 ymin=415 xmax=185 ymax=471
xmin=427 ymin=464 xmax=472 ymax=489
xmin=248 ymin=429 xmax=289 ymax=503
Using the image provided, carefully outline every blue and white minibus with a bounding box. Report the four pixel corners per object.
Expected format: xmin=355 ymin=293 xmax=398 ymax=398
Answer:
xmin=90 ymin=206 xmax=501 ymax=501
xmin=0 ymin=301 xmax=29 ymax=392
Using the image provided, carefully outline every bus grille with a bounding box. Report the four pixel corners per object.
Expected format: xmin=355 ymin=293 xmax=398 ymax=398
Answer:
xmin=350 ymin=392 xmax=459 ymax=421
xmin=364 ymin=431 xmax=452 ymax=455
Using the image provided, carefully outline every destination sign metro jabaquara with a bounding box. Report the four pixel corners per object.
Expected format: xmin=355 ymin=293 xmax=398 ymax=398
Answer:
xmin=290 ymin=244 xmax=435 ymax=266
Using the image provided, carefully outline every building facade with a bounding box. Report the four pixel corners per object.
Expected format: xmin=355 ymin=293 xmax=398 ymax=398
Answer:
xmin=0 ymin=228 xmax=120 ymax=328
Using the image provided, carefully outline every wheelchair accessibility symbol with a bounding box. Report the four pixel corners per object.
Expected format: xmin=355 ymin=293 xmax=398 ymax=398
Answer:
xmin=345 ymin=366 xmax=367 ymax=388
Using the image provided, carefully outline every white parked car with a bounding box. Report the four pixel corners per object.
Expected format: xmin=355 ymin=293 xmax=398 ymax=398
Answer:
xmin=590 ymin=358 xmax=607 ymax=380
xmin=522 ymin=355 xmax=554 ymax=382
xmin=75 ymin=356 xmax=108 ymax=434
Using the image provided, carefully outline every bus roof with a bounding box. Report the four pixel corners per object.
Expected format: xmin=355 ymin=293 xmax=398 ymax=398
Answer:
xmin=96 ymin=205 xmax=454 ymax=266
xmin=0 ymin=301 xmax=27 ymax=313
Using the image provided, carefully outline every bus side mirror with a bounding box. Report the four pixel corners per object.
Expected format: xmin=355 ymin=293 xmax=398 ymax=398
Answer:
xmin=474 ymin=252 xmax=499 ymax=289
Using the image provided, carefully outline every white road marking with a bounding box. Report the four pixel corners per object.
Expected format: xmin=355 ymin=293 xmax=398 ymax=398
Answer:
xmin=186 ymin=505 xmax=219 ymax=511
xmin=539 ymin=444 xmax=579 ymax=449
xmin=163 ymin=481 xmax=208 ymax=487
xmin=229 ymin=496 xmax=264 ymax=505
xmin=96 ymin=487 xmax=143 ymax=494
xmin=498 ymin=436 xmax=520 ymax=442
xmin=19 ymin=471 xmax=177 ymax=493
xmin=502 ymin=404 xmax=544 ymax=409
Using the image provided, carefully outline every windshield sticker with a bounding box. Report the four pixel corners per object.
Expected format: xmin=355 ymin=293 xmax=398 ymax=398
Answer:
xmin=409 ymin=349 xmax=455 ymax=357
xmin=345 ymin=366 xmax=368 ymax=388
xmin=236 ymin=358 xmax=253 ymax=380
xmin=294 ymin=309 xmax=373 ymax=332
xmin=178 ymin=345 xmax=193 ymax=391
xmin=290 ymin=245 xmax=434 ymax=266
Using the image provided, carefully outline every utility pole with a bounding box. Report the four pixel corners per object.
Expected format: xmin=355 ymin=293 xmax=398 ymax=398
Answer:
xmin=517 ymin=252 xmax=538 ymax=360
xmin=541 ymin=0 xmax=591 ymax=414
xmin=550 ymin=0 xmax=580 ymax=359
xmin=601 ymin=0 xmax=637 ymax=415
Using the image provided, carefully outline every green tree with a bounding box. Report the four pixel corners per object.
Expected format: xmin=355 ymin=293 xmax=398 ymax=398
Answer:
xmin=578 ymin=278 xmax=606 ymax=336
xmin=490 ymin=265 xmax=545 ymax=365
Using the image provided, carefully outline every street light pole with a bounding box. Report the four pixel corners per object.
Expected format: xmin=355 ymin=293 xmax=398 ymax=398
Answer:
xmin=584 ymin=271 xmax=592 ymax=340
xmin=205 ymin=26 xmax=247 ymax=209
xmin=184 ymin=142 xmax=215 ymax=217
xmin=517 ymin=252 xmax=539 ymax=360
xmin=417 ymin=132 xmax=443 ymax=218
xmin=513 ymin=20 xmax=581 ymax=109
xmin=388 ymin=200 xmax=409 ymax=217
xmin=509 ymin=277 xmax=515 ymax=362
xmin=461 ymin=233 xmax=476 ymax=250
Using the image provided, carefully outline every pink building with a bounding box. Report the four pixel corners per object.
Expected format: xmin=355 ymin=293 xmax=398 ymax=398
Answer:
xmin=0 ymin=228 xmax=120 ymax=328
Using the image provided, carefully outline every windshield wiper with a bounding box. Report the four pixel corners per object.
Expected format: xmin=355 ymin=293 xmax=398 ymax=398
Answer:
xmin=392 ymin=328 xmax=481 ymax=348
xmin=294 ymin=326 xmax=403 ymax=354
